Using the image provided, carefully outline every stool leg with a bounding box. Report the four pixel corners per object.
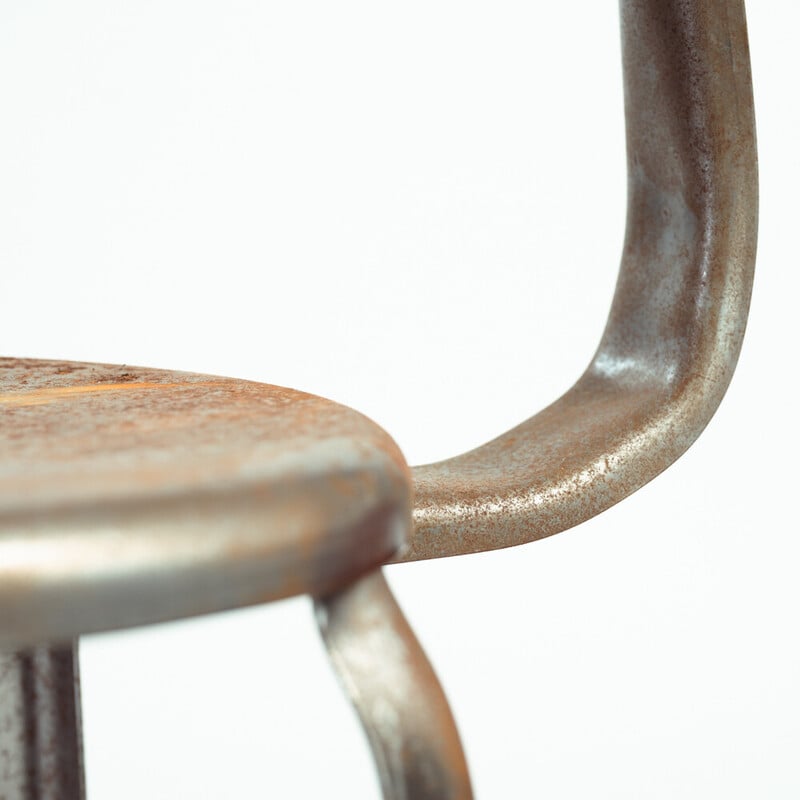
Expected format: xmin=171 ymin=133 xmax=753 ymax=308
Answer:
xmin=315 ymin=571 xmax=473 ymax=800
xmin=0 ymin=643 xmax=85 ymax=799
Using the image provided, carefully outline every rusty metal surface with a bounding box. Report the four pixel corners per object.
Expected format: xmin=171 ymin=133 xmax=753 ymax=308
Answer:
xmin=315 ymin=571 xmax=473 ymax=800
xmin=0 ymin=358 xmax=410 ymax=648
xmin=0 ymin=643 xmax=84 ymax=799
xmin=396 ymin=0 xmax=758 ymax=562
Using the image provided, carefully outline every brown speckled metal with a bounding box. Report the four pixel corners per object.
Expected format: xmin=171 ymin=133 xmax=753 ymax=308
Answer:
xmin=0 ymin=1 xmax=756 ymax=797
xmin=0 ymin=358 xmax=410 ymax=648
xmin=397 ymin=0 xmax=757 ymax=563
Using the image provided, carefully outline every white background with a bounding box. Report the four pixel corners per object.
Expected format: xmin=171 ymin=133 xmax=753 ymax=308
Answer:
xmin=1 ymin=1 xmax=797 ymax=797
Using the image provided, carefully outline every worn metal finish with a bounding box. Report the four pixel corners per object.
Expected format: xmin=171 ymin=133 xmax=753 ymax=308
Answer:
xmin=0 ymin=359 xmax=475 ymax=799
xmin=396 ymin=0 xmax=758 ymax=562
xmin=0 ymin=2 xmax=757 ymax=798
xmin=316 ymin=571 xmax=473 ymax=800
xmin=0 ymin=358 xmax=410 ymax=648
xmin=0 ymin=643 xmax=84 ymax=799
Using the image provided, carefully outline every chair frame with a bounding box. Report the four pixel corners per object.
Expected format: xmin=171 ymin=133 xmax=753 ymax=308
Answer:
xmin=0 ymin=0 xmax=756 ymax=797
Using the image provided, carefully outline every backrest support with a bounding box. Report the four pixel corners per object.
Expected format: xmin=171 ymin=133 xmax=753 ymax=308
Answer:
xmin=398 ymin=0 xmax=757 ymax=562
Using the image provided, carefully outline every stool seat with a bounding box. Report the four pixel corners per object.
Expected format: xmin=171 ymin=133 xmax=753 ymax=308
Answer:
xmin=0 ymin=358 xmax=409 ymax=648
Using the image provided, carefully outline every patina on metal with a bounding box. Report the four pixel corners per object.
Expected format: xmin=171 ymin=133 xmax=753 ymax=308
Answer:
xmin=0 ymin=0 xmax=757 ymax=797
xmin=0 ymin=358 xmax=410 ymax=647
xmin=395 ymin=0 xmax=758 ymax=563
xmin=0 ymin=644 xmax=84 ymax=799
xmin=316 ymin=572 xmax=473 ymax=800
xmin=0 ymin=359 xmax=472 ymax=799
xmin=0 ymin=358 xmax=424 ymax=798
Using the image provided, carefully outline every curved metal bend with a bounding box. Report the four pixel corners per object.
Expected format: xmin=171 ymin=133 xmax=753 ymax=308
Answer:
xmin=396 ymin=0 xmax=757 ymax=562
xmin=315 ymin=572 xmax=473 ymax=800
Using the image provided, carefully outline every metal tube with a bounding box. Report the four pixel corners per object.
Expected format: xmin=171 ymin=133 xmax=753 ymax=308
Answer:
xmin=315 ymin=571 xmax=473 ymax=800
xmin=0 ymin=642 xmax=85 ymax=800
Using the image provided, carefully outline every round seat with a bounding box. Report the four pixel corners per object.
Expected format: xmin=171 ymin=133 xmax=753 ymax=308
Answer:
xmin=0 ymin=358 xmax=410 ymax=648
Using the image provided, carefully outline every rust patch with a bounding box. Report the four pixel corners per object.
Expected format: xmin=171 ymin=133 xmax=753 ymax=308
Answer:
xmin=0 ymin=357 xmax=411 ymax=648
xmin=0 ymin=381 xmax=227 ymax=407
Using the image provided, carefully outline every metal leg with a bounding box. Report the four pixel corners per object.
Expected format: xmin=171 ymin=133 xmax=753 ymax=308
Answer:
xmin=315 ymin=571 xmax=473 ymax=800
xmin=0 ymin=643 xmax=85 ymax=799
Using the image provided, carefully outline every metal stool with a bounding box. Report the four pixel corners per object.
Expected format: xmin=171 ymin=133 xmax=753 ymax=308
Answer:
xmin=0 ymin=0 xmax=756 ymax=797
xmin=0 ymin=361 xmax=470 ymax=798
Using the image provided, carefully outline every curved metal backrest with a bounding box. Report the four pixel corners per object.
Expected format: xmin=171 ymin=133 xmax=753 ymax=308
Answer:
xmin=397 ymin=0 xmax=757 ymax=562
